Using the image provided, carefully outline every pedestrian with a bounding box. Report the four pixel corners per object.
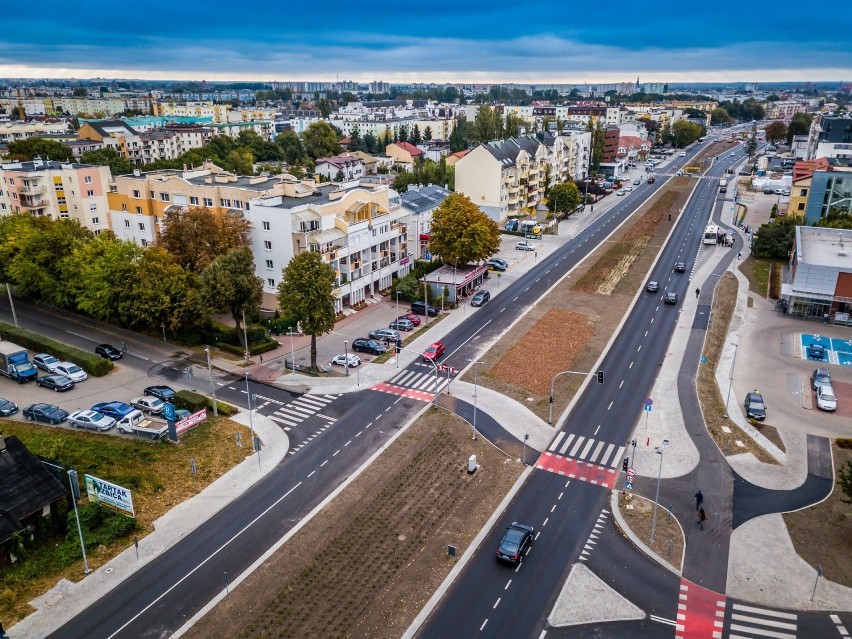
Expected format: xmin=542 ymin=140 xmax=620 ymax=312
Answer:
xmin=737 ymin=252 xmax=742 ymax=259
xmin=259 ymin=354 xmax=263 ymax=363
xmin=694 ymin=489 xmax=703 ymax=510
xmin=697 ymin=508 xmax=707 ymax=530
xmin=695 ymin=288 xmax=700 ymax=299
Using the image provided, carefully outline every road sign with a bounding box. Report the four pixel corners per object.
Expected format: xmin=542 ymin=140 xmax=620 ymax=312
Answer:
xmin=644 ymin=397 xmax=653 ymax=407
xmin=644 ymin=404 xmax=652 ymax=412
xmin=626 ymin=467 xmax=636 ymax=480
xmin=625 ymin=480 xmax=634 ymax=490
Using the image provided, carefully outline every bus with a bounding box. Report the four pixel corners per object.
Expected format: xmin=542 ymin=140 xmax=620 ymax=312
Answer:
xmin=703 ymin=224 xmax=720 ymax=245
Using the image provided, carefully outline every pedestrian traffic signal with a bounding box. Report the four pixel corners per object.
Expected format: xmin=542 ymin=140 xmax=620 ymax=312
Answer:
xmin=395 ymin=339 xmax=401 ymax=353
xmin=622 ymin=458 xmax=629 ymax=471
xmin=597 ymin=370 xmax=604 ymax=384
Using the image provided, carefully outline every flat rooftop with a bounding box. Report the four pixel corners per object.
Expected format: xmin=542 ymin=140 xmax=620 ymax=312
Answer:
xmin=796 ymin=226 xmax=852 ymax=270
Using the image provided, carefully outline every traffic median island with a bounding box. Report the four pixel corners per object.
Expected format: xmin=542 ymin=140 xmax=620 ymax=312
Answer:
xmin=614 ymin=490 xmax=684 ymax=573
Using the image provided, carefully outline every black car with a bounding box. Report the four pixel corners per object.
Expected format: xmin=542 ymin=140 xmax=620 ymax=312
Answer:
xmin=664 ymin=292 xmax=678 ymax=304
xmin=744 ymin=392 xmax=766 ymax=421
xmin=410 ymin=300 xmax=439 ymax=317
xmin=496 ymin=522 xmax=534 ymax=564
xmin=95 ymin=343 xmax=123 ymax=360
xmin=351 ymin=338 xmax=387 ymax=355
xmin=807 ymin=343 xmax=826 ymax=360
xmin=36 ymin=374 xmax=75 ymax=392
xmin=23 ymin=403 xmax=69 ymax=424
xmin=0 ymin=397 xmax=18 ymax=416
xmin=144 ymin=385 xmax=176 ymax=402
xmin=674 ymin=262 xmax=686 ymax=273
xmin=646 ymin=281 xmax=659 ymax=293
xmin=471 ymin=290 xmax=491 ymax=307
xmin=486 ymin=258 xmax=508 ymax=272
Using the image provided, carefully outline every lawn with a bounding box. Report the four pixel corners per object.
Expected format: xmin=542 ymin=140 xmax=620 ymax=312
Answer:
xmin=738 ymin=255 xmax=771 ymax=297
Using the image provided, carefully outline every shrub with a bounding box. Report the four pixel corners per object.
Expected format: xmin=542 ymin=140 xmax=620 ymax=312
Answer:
xmin=174 ymin=389 xmax=209 ymax=413
xmin=0 ymin=321 xmax=113 ymax=376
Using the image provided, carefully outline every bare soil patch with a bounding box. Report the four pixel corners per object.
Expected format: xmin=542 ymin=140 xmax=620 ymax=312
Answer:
xmin=615 ymin=491 xmax=684 ymax=571
xmin=783 ymin=442 xmax=852 ymax=587
xmin=185 ymin=409 xmax=524 ymax=639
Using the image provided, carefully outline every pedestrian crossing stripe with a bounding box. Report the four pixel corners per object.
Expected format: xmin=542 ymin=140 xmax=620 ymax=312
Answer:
xmin=534 ymin=452 xmax=619 ymax=488
xmin=371 ymin=382 xmax=438 ymax=403
xmin=268 ymin=394 xmax=339 ymax=429
xmin=390 ymin=370 xmax=447 ymax=392
xmin=728 ymin=603 xmax=797 ymax=639
xmin=547 ymin=432 xmax=624 ymax=468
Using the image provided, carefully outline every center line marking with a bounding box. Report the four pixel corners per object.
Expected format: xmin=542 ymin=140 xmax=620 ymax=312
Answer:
xmin=608 ymin=401 xmax=613 ymax=410
xmin=480 ymin=619 xmax=488 ymax=631
xmin=619 ymin=380 xmax=624 ymax=388
xmin=307 ymin=470 xmax=315 ymax=478
xmin=594 ymin=425 xmax=600 ymax=435
xmin=493 ymin=598 xmax=501 ymax=609
xmin=320 ymin=460 xmax=328 ymax=467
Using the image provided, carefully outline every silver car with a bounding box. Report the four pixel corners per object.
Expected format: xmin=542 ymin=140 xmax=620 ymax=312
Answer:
xmin=68 ymin=410 xmax=115 ymax=432
xmin=369 ymin=328 xmax=401 ymax=342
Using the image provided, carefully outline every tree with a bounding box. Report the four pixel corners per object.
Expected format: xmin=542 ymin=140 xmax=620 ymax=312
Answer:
xmin=449 ymin=119 xmax=468 ymax=152
xmin=398 ymin=124 xmax=409 ymax=143
xmin=158 ymin=206 xmax=251 ymax=273
xmin=410 ymin=124 xmax=422 ymax=145
xmin=276 ymin=251 xmax=337 ymax=371
xmin=589 ymin=120 xmax=605 ymax=172
xmin=7 ymin=138 xmax=74 ymax=162
xmin=764 ymin=121 xmax=788 ymax=144
xmin=787 ymin=113 xmax=813 ymax=145
xmin=751 ymin=216 xmax=801 ymax=259
xmin=301 ymin=121 xmax=341 ymax=160
xmin=276 ymin=131 xmax=308 ymax=165
xmin=423 ymin=126 xmax=433 ymax=142
xmin=548 ymin=182 xmax=582 ymax=218
xmin=814 ymin=211 xmax=852 ymax=229
xmin=427 ymin=194 xmax=501 ymax=265
xmin=72 ymin=87 xmax=88 ymax=97
xmin=200 ymin=247 xmax=263 ymax=349
xmin=363 ymin=132 xmax=377 ymax=154
xmin=225 ymin=148 xmax=254 ymax=175
xmin=80 ymin=147 xmax=134 ymax=176
xmin=710 ymin=107 xmax=733 ymax=125
xmin=839 ymin=460 xmax=852 ymax=503
xmin=348 ymin=125 xmax=366 ymax=152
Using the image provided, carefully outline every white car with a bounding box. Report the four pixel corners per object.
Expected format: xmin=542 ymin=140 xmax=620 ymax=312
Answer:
xmin=332 ymin=353 xmax=361 ymax=367
xmin=624 ymin=185 xmax=633 ymax=192
xmin=816 ymin=386 xmax=837 ymax=412
xmin=68 ymin=409 xmax=115 ymax=432
xmin=33 ymin=353 xmax=61 ymax=373
xmin=131 ymin=395 xmax=165 ymax=415
xmin=515 ymin=241 xmax=536 ymax=251
xmin=680 ymin=151 xmax=687 ymax=157
xmin=616 ymin=189 xmax=626 ymax=196
xmin=633 ymin=179 xmax=641 ymax=185
xmin=54 ymin=362 xmax=88 ymax=382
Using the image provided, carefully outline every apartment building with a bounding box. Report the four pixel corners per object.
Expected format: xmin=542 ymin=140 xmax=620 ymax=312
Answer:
xmin=399 ymin=184 xmax=452 ymax=259
xmin=806 ymin=113 xmax=852 ymax=161
xmin=152 ymin=101 xmax=230 ymax=122
xmin=315 ymin=153 xmax=364 ymax=181
xmin=78 ymin=120 xmax=213 ymax=166
xmin=0 ymin=158 xmax=112 ymax=233
xmin=0 ymin=120 xmax=71 ymax=143
xmin=207 ymin=120 xmax=275 ymax=141
xmin=765 ymin=101 xmax=809 ymax=121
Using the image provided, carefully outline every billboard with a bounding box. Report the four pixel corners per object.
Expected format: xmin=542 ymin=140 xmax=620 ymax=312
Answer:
xmin=176 ymin=409 xmax=207 ymax=435
xmin=84 ymin=474 xmax=135 ymax=518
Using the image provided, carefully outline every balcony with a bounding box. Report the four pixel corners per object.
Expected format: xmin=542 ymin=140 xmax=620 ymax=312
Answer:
xmin=20 ymin=199 xmax=47 ymax=210
xmin=19 ymin=184 xmax=45 ymax=196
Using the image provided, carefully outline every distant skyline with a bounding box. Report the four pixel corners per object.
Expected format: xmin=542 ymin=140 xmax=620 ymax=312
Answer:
xmin=2 ymin=2 xmax=851 ymax=84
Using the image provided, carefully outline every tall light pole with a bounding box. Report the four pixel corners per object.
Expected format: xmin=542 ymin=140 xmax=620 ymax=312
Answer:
xmin=584 ymin=178 xmax=591 ymax=211
xmin=650 ymin=439 xmax=669 ymax=543
xmin=343 ymin=340 xmax=350 ymax=377
xmin=724 ymin=343 xmax=739 ymax=418
xmin=67 ymin=470 xmax=91 ymax=575
xmin=204 ymin=346 xmax=218 ymax=417
xmin=395 ymin=291 xmax=401 ymax=320
xmin=466 ymin=359 xmax=483 ymax=440
xmin=244 ymin=374 xmax=258 ymax=471
xmin=286 ymin=326 xmax=296 ymax=372
xmin=5 ymin=283 xmax=18 ymax=328
xmin=251 ymin=393 xmax=262 ymax=470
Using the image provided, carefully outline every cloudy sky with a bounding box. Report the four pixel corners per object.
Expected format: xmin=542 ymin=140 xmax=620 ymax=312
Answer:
xmin=2 ymin=2 xmax=851 ymax=83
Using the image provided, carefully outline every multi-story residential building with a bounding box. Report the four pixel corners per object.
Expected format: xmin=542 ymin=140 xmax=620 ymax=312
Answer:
xmin=207 ymin=120 xmax=275 ymax=141
xmin=78 ymin=120 xmax=213 ymax=166
xmin=315 ymin=153 xmax=364 ymax=181
xmin=0 ymin=120 xmax=71 ymax=144
xmin=643 ymin=82 xmax=666 ymax=95
xmin=399 ymin=185 xmax=452 ymax=260
xmin=806 ymin=113 xmax=852 ymax=161
xmin=765 ymin=101 xmax=809 ymax=121
xmin=385 ymin=142 xmax=423 ymax=170
xmin=602 ymin=127 xmax=621 ymax=163
xmin=152 ymin=101 xmax=230 ymax=122
xmin=0 ymin=158 xmax=112 ymax=233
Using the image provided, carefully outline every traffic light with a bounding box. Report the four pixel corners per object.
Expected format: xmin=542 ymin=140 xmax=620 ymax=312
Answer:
xmin=395 ymin=339 xmax=401 ymax=354
xmin=597 ymin=370 xmax=604 ymax=384
xmin=622 ymin=458 xmax=629 ymax=471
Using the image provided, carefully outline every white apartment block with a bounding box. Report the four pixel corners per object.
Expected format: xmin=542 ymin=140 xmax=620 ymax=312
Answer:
xmin=78 ymin=120 xmax=213 ymax=166
xmin=0 ymin=159 xmax=112 ymax=233
xmin=153 ymin=101 xmax=230 ymax=122
xmin=315 ymin=153 xmax=364 ymax=181
xmin=0 ymin=120 xmax=71 ymax=143
xmin=329 ymin=115 xmax=455 ymax=142
xmin=0 ymin=98 xmax=47 ymax=116
xmin=207 ymin=120 xmax=275 ymax=141
xmin=765 ymin=101 xmax=809 ymax=121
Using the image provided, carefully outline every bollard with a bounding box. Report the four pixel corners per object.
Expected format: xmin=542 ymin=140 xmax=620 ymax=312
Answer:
xmin=668 ymin=539 xmax=673 ymax=557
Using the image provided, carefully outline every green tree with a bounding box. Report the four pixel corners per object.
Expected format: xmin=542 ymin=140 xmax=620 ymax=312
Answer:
xmin=276 ymin=251 xmax=337 ymax=371
xmin=276 ymin=131 xmax=308 ymax=165
xmin=427 ymin=193 xmax=501 ymax=265
xmin=814 ymin=211 xmax=852 ymax=229
xmin=200 ymin=247 xmax=263 ymax=349
xmin=710 ymin=108 xmax=733 ymax=125
xmin=158 ymin=206 xmax=252 ymax=273
xmin=363 ymin=132 xmax=378 ymax=154
xmin=548 ymin=182 xmax=582 ymax=218
xmin=72 ymin=87 xmax=87 ymax=97
xmin=449 ymin=119 xmax=468 ymax=152
xmin=80 ymin=147 xmax=134 ymax=176
xmin=423 ymin=126 xmax=433 ymax=142
xmin=752 ymin=216 xmax=801 ymax=259
xmin=398 ymin=124 xmax=409 ymax=143
xmin=7 ymin=138 xmax=74 ymax=162
xmin=301 ymin=122 xmax=341 ymax=160
xmin=348 ymin=125 xmax=366 ymax=152
xmin=316 ymin=98 xmax=332 ymax=119
xmin=589 ymin=120 xmax=605 ymax=172
xmin=764 ymin=121 xmax=788 ymax=144
xmin=225 ymin=148 xmax=254 ymax=175
xmin=410 ymin=124 xmax=422 ymax=145
xmin=787 ymin=112 xmax=813 ymax=145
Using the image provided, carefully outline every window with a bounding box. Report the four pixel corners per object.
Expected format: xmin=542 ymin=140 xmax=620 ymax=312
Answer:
xmin=89 ymin=203 xmax=97 ymax=211
xmin=203 ymin=198 xmax=213 ymax=207
xmin=798 ymin=202 xmax=805 ymax=211
xmin=264 ymin=240 xmax=272 ymax=250
xmin=132 ymin=189 xmax=141 ymax=198
xmin=136 ymin=206 xmax=143 ymax=214
xmin=160 ymin=193 xmax=170 ymax=202
xmin=262 ymin=221 xmax=271 ymax=231
xmin=799 ymin=188 xmax=808 ymax=197
xmin=220 ymin=198 xmax=231 ymax=208
xmin=138 ymin=222 xmax=145 ymax=231
xmin=84 ymin=176 xmax=92 ymax=184
xmin=234 ymin=199 xmax=243 ymax=209
xmin=267 ymin=278 xmax=275 ymax=288
xmin=92 ymin=217 xmax=99 ymax=225
xmin=265 ymin=259 xmax=274 ymax=269
xmin=189 ymin=196 xmax=199 ymax=205
xmin=141 ymin=239 xmax=148 ymax=247
xmin=121 ymin=203 xmax=127 ymax=211
xmin=124 ymin=220 xmax=131 ymax=228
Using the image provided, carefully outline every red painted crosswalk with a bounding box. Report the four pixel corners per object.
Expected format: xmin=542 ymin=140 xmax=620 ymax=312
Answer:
xmin=675 ymin=578 xmax=725 ymax=639
xmin=371 ymin=382 xmax=435 ymax=402
xmin=534 ymin=451 xmax=619 ymax=488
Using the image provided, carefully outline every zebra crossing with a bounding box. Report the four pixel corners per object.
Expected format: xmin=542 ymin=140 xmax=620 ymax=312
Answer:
xmin=726 ymin=602 xmax=797 ymax=639
xmin=547 ymin=431 xmax=626 ymax=468
xmin=254 ymin=393 xmax=340 ymax=431
xmin=371 ymin=368 xmax=451 ymax=401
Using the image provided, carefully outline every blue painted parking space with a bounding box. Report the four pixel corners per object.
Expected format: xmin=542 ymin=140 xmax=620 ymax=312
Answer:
xmin=800 ymin=333 xmax=833 ymax=363
xmin=831 ymin=338 xmax=852 ymax=367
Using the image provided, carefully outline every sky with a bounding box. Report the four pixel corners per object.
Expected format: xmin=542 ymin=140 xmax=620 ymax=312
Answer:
xmin=2 ymin=2 xmax=851 ymax=84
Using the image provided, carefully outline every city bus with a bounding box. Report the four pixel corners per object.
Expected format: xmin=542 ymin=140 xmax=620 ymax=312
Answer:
xmin=703 ymin=224 xmax=720 ymax=245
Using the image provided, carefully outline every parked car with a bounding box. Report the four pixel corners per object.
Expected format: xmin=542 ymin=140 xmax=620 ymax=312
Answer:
xmin=369 ymin=328 xmax=401 ymax=342
xmin=0 ymin=397 xmax=18 ymax=417
xmin=23 ymin=403 xmax=69 ymax=424
xmin=816 ymin=385 xmax=837 ymax=412
xmin=422 ymin=342 xmax=445 ymax=362
xmin=471 ymin=290 xmax=491 ymax=307
xmin=616 ymin=189 xmax=626 ymax=196
xmin=33 ymin=353 xmax=61 ymax=373
xmin=675 ymin=262 xmax=686 ymax=272
xmin=763 ymin=188 xmax=775 ymax=195
xmin=68 ymin=409 xmax=115 ymax=432
xmin=36 ymin=374 xmax=75 ymax=392
xmin=486 ymin=257 xmax=508 ymax=271
xmin=811 ymin=368 xmax=832 ymax=391
xmin=646 ymin=281 xmax=659 ymax=293
xmin=624 ymin=185 xmax=633 ymax=192
xmin=496 ymin=522 xmax=534 ymax=564
xmin=388 ymin=318 xmax=414 ymax=331
xmin=331 ymin=353 xmax=361 ymax=368
xmin=54 ymin=362 xmax=88 ymax=382
xmin=144 ymin=385 xmax=176 ymax=402
xmin=664 ymin=292 xmax=679 ymax=305
xmin=95 ymin=343 xmax=123 ymax=360
xmin=633 ymin=178 xmax=641 ymax=185
xmin=505 ymin=219 xmax=519 ymax=232
xmin=410 ymin=301 xmax=439 ymax=317
xmin=352 ymin=338 xmax=387 ymax=355
xmin=397 ymin=313 xmax=421 ymax=327
xmin=744 ymin=392 xmax=766 ymax=421
xmin=131 ymin=396 xmax=166 ymax=415
xmin=807 ymin=343 xmax=827 ymax=360
xmin=515 ymin=241 xmax=536 ymax=251
xmin=91 ymin=401 xmax=136 ymax=420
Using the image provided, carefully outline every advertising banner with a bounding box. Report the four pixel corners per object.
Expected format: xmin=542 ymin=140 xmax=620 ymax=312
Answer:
xmin=84 ymin=474 xmax=135 ymax=518
xmin=176 ymin=409 xmax=208 ymax=435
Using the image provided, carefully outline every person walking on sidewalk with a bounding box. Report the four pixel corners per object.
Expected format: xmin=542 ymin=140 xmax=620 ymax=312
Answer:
xmin=697 ymin=508 xmax=707 ymax=530
xmin=695 ymin=489 xmax=704 ymax=511
xmin=695 ymin=288 xmax=700 ymax=299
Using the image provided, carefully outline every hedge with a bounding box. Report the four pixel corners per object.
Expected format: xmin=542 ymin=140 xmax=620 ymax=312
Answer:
xmin=217 ymin=339 xmax=279 ymax=357
xmin=174 ymin=389 xmax=209 ymax=414
xmin=0 ymin=321 xmax=113 ymax=377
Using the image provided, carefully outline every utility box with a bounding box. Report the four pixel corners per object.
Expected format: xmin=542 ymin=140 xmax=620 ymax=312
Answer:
xmin=468 ymin=455 xmax=477 ymax=474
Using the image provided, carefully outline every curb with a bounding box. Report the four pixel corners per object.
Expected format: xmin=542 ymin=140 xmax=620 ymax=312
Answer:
xmin=609 ymin=490 xmax=684 ymax=577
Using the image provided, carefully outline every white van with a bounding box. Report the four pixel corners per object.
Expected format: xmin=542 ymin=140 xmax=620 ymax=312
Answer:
xmin=116 ymin=409 xmax=145 ymax=433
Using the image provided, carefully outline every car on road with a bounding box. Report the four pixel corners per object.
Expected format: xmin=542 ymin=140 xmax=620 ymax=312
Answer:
xmin=675 ymin=262 xmax=686 ymax=272
xmin=763 ymin=189 xmax=775 ymax=194
xmin=807 ymin=343 xmax=827 ymax=360
xmin=811 ymin=368 xmax=831 ymax=391
xmin=0 ymin=397 xmax=18 ymax=417
xmin=33 ymin=353 xmax=61 ymax=373
xmin=646 ymin=281 xmax=659 ymax=293
xmin=91 ymin=401 xmax=136 ymax=420
xmin=68 ymin=410 xmax=115 ymax=431
xmin=331 ymin=353 xmax=361 ymax=368
xmin=397 ymin=313 xmax=421 ymax=327
xmin=664 ymin=292 xmax=679 ymax=305
xmin=496 ymin=522 xmax=534 ymax=564
xmin=471 ymin=290 xmax=491 ymax=307
xmin=410 ymin=301 xmax=439 ymax=317
xmin=144 ymin=385 xmax=176 ymax=402
xmin=36 ymin=374 xmax=75 ymax=392
xmin=352 ymin=338 xmax=387 ymax=355
xmin=23 ymin=403 xmax=69 ymax=424
xmin=680 ymin=151 xmax=687 ymax=157
xmin=816 ymin=386 xmax=837 ymax=412
xmin=53 ymin=362 xmax=88 ymax=382
xmin=131 ymin=396 xmax=166 ymax=415
xmin=633 ymin=178 xmax=641 ymax=185
xmin=744 ymin=391 xmax=766 ymax=421
xmin=388 ymin=318 xmax=414 ymax=332
xmin=515 ymin=240 xmax=536 ymax=251
xmin=95 ymin=343 xmax=123 ymax=360
xmin=486 ymin=257 xmax=509 ymax=271
xmin=369 ymin=328 xmax=401 ymax=342
xmin=422 ymin=342 xmax=445 ymax=362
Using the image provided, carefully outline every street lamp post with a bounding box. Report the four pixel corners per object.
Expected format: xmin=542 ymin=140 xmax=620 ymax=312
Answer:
xmin=5 ymin=283 xmax=18 ymax=328
xmin=466 ymin=359 xmax=484 ymax=440
xmin=204 ymin=346 xmax=218 ymax=417
xmin=650 ymin=439 xmax=669 ymax=543
xmin=287 ymin=326 xmax=296 ymax=372
xmin=67 ymin=470 xmax=91 ymax=575
xmin=724 ymin=343 xmax=739 ymax=418
xmin=584 ymin=178 xmax=591 ymax=211
xmin=244 ymin=374 xmax=259 ymax=471
xmin=343 ymin=340 xmax=350 ymax=377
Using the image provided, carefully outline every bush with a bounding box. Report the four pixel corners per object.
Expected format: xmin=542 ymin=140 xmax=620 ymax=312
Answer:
xmin=0 ymin=321 xmax=113 ymax=376
xmin=174 ymin=389 xmax=209 ymax=413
